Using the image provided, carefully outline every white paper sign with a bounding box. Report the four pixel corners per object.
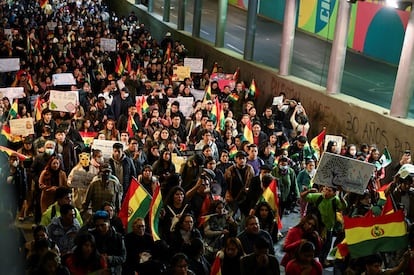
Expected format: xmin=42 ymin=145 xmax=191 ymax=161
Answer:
xmin=0 ymin=58 xmax=20 ymax=72
xmin=170 ymin=97 xmax=194 ymax=118
xmin=70 ymin=170 xmax=96 ymax=189
xmin=0 ymin=87 xmax=25 ymax=102
xmin=52 ymin=73 xmax=76 ymax=86
xmin=313 ymin=152 xmax=375 ymax=194
xmin=184 ymin=58 xmax=203 ymax=73
xmin=9 ymin=118 xmax=35 ymax=136
xmin=324 ymin=135 xmax=343 ymax=154
xmin=4 ymin=29 xmax=11 ymax=36
xmin=49 ymin=90 xmax=79 ymax=113
xmin=191 ymin=89 xmax=205 ymax=102
xmin=91 ymin=139 xmax=126 ymax=158
xmin=100 ymin=38 xmax=117 ymax=52
xmin=272 ymin=96 xmax=284 ymax=106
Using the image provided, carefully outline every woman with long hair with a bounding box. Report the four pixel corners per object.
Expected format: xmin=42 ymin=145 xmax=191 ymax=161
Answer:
xmin=285 ymin=241 xmax=323 ymax=275
xmin=99 ymin=119 xmax=119 ymax=141
xmin=215 ymin=237 xmax=245 ymax=275
xmin=39 ymin=156 xmax=67 ymax=213
xmin=64 ymin=233 xmax=107 ymax=275
xmin=254 ymin=201 xmax=279 ymax=243
xmin=281 ymin=214 xmax=322 ymax=268
xmin=152 ymin=149 xmax=176 ymax=187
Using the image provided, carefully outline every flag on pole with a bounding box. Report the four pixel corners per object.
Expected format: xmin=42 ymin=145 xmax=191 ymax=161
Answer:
xmin=258 ymin=179 xmax=282 ymax=229
xmin=141 ymin=96 xmax=149 ymax=114
xmin=379 ymin=147 xmax=392 ymax=168
xmin=118 ymin=178 xmax=152 ymax=233
xmin=233 ymin=67 xmax=240 ymax=82
xmin=115 ymin=56 xmax=124 ymax=76
xmin=218 ymin=107 xmax=225 ymax=131
xmin=227 ymin=93 xmax=239 ymax=102
xmin=229 ymin=145 xmax=238 ymax=159
xmin=248 ymin=79 xmax=258 ymax=98
xmin=9 ymin=99 xmax=18 ymax=119
xmin=203 ymin=83 xmax=212 ymax=104
xmin=127 ymin=115 xmax=138 ymax=137
xmin=149 ymin=184 xmax=163 ymax=241
xmin=243 ymin=119 xmax=253 ymax=144
xmin=40 ymin=0 xmax=48 ymax=9
xmin=125 ymin=54 xmax=132 ymax=73
xmin=310 ymin=128 xmax=326 ymax=159
xmin=0 ymin=146 xmax=30 ymax=161
xmin=210 ymin=255 xmax=222 ymax=275
xmin=343 ymin=209 xmax=407 ymax=258
xmin=211 ymin=62 xmax=218 ymax=74
xmin=281 ymin=141 xmax=290 ymax=150
xmin=1 ymin=125 xmax=12 ymax=141
xmin=198 ymin=213 xmax=218 ymax=228
xmin=210 ymin=100 xmax=218 ymax=125
xmin=34 ymin=96 xmax=42 ymax=121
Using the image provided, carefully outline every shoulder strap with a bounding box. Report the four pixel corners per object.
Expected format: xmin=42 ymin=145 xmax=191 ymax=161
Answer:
xmin=316 ymin=195 xmax=324 ymax=206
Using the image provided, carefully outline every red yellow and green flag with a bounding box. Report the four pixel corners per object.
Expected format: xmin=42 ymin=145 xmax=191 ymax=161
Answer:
xmin=210 ymin=255 xmax=222 ymax=275
xmin=248 ymin=78 xmax=258 ymax=98
xmin=115 ymin=55 xmax=124 ymax=76
xmin=310 ymin=128 xmax=326 ymax=160
xmin=0 ymin=145 xmax=30 ymax=161
xmin=243 ymin=119 xmax=253 ymax=144
xmin=149 ymin=184 xmax=163 ymax=241
xmin=211 ymin=62 xmax=218 ymax=74
xmin=343 ymin=209 xmax=408 ymax=258
xmin=127 ymin=115 xmax=138 ymax=137
xmin=258 ymin=179 xmax=282 ymax=229
xmin=227 ymin=93 xmax=239 ymax=102
xmin=203 ymin=83 xmax=212 ymax=104
xmin=229 ymin=145 xmax=238 ymax=159
xmin=118 ymin=178 xmax=152 ymax=233
xmin=9 ymin=99 xmax=18 ymax=119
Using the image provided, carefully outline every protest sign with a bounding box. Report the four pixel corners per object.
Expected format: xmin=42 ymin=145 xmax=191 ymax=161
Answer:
xmin=170 ymin=97 xmax=194 ymax=118
xmin=91 ymin=139 xmax=126 ymax=158
xmin=172 ymin=66 xmax=191 ymax=81
xmin=0 ymin=87 xmax=25 ymax=102
xmin=324 ymin=135 xmax=343 ymax=154
xmin=70 ymin=170 xmax=96 ymax=189
xmin=313 ymin=152 xmax=375 ymax=194
xmin=191 ymin=89 xmax=205 ymax=102
xmin=52 ymin=73 xmax=76 ymax=86
xmin=0 ymin=58 xmax=20 ymax=72
xmin=272 ymin=96 xmax=284 ymax=106
xmin=49 ymin=90 xmax=79 ymax=113
xmin=184 ymin=58 xmax=203 ymax=73
xmin=100 ymin=38 xmax=117 ymax=52
xmin=9 ymin=118 xmax=35 ymax=136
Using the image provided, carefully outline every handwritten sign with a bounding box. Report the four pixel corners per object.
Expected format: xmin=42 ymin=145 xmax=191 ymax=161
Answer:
xmin=172 ymin=66 xmax=191 ymax=81
xmin=0 ymin=58 xmax=20 ymax=72
xmin=191 ymin=89 xmax=205 ymax=102
xmin=0 ymin=87 xmax=25 ymax=102
xmin=313 ymin=152 xmax=375 ymax=194
xmin=52 ymin=73 xmax=76 ymax=86
xmin=324 ymin=135 xmax=343 ymax=154
xmin=100 ymin=38 xmax=117 ymax=52
xmin=91 ymin=139 xmax=126 ymax=158
xmin=169 ymin=97 xmax=194 ymax=118
xmin=9 ymin=118 xmax=35 ymax=136
xmin=49 ymin=90 xmax=79 ymax=113
xmin=272 ymin=96 xmax=284 ymax=106
xmin=184 ymin=58 xmax=203 ymax=73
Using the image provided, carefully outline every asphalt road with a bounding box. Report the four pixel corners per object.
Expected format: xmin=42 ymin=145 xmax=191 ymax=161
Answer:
xmin=150 ymin=0 xmax=411 ymax=118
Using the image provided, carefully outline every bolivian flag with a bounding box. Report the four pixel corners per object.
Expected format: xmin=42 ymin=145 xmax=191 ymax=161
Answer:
xmin=210 ymin=255 xmax=222 ymax=275
xmin=343 ymin=209 xmax=407 ymax=258
xmin=0 ymin=145 xmax=30 ymax=161
xmin=243 ymin=119 xmax=253 ymax=144
xmin=229 ymin=145 xmax=238 ymax=159
xmin=310 ymin=128 xmax=326 ymax=160
xmin=119 ymin=178 xmax=152 ymax=233
xmin=127 ymin=115 xmax=138 ymax=137
xmin=149 ymin=184 xmax=163 ymax=241
xmin=259 ymin=179 xmax=282 ymax=229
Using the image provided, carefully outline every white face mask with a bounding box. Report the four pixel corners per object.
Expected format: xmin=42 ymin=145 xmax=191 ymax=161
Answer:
xmin=12 ymin=160 xmax=19 ymax=167
xmin=124 ymin=93 xmax=129 ymax=98
xmin=45 ymin=148 xmax=54 ymax=155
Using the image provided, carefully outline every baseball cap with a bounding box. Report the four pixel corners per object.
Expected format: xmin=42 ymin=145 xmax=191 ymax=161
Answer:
xmin=235 ymin=151 xmax=247 ymax=158
xmin=397 ymin=164 xmax=414 ymax=179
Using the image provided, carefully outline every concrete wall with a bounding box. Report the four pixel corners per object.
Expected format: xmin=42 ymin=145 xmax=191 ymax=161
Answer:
xmin=111 ymin=1 xmax=414 ymax=162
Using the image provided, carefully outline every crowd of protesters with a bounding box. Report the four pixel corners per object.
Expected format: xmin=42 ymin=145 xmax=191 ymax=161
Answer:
xmin=1 ymin=0 xmax=414 ymax=275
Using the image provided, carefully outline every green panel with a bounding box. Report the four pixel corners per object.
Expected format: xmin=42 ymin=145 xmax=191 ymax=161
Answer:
xmin=259 ymin=0 xmax=285 ymax=22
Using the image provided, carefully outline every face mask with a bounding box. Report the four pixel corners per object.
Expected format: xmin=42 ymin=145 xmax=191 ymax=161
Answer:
xmin=124 ymin=93 xmax=129 ymax=98
xmin=12 ymin=160 xmax=19 ymax=167
xmin=280 ymin=165 xmax=288 ymax=170
xmin=98 ymin=157 xmax=104 ymax=163
xmin=45 ymin=148 xmax=54 ymax=155
xmin=308 ymin=169 xmax=316 ymax=178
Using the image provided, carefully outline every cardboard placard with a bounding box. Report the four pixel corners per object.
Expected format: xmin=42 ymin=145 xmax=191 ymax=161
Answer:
xmin=70 ymin=170 xmax=96 ymax=189
xmin=313 ymin=152 xmax=375 ymax=194
xmin=0 ymin=87 xmax=25 ymax=102
xmin=52 ymin=73 xmax=76 ymax=86
xmin=0 ymin=58 xmax=20 ymax=72
xmin=184 ymin=58 xmax=203 ymax=73
xmin=100 ymin=38 xmax=117 ymax=52
xmin=172 ymin=66 xmax=191 ymax=81
xmin=9 ymin=117 xmax=35 ymax=136
xmin=170 ymin=97 xmax=194 ymax=118
xmin=49 ymin=90 xmax=79 ymax=113
xmin=91 ymin=139 xmax=126 ymax=159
